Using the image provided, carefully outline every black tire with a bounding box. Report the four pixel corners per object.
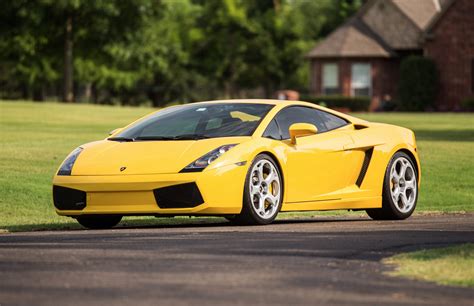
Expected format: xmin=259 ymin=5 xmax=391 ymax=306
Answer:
xmin=233 ymin=154 xmax=283 ymax=225
xmin=366 ymin=151 xmax=418 ymax=220
xmin=76 ymin=215 xmax=122 ymax=229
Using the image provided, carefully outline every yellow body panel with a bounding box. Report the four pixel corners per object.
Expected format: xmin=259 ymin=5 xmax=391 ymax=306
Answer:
xmin=53 ymin=99 xmax=421 ymax=217
xmin=54 ymin=163 xmax=247 ymax=215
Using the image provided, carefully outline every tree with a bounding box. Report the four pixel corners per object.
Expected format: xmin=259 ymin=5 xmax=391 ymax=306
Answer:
xmin=192 ymin=0 xmax=256 ymax=98
xmin=0 ymin=0 xmax=363 ymax=104
xmin=0 ymin=1 xmax=61 ymax=100
xmin=54 ymin=0 xmax=159 ymax=102
xmin=137 ymin=0 xmax=202 ymax=106
xmin=243 ymin=0 xmax=307 ymax=95
xmin=0 ymin=0 xmax=159 ymax=102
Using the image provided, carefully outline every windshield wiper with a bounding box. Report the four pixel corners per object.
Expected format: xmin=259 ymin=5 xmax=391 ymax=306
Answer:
xmin=134 ymin=134 xmax=210 ymax=141
xmin=108 ymin=136 xmax=135 ymax=142
xmin=134 ymin=136 xmax=174 ymax=141
xmin=172 ymin=134 xmax=210 ymax=140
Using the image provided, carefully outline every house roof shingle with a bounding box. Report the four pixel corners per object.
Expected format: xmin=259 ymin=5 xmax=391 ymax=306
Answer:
xmin=423 ymin=0 xmax=456 ymax=34
xmin=392 ymin=0 xmax=441 ymax=29
xmin=306 ymin=18 xmax=395 ymax=58
xmin=306 ymin=0 xmax=449 ymax=59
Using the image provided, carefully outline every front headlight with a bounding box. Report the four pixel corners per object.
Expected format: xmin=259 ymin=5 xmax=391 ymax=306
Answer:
xmin=57 ymin=147 xmax=83 ymax=176
xmin=181 ymin=144 xmax=237 ymax=172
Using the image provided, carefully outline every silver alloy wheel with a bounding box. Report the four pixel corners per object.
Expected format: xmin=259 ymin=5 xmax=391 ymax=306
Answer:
xmin=249 ymin=159 xmax=281 ymax=220
xmin=389 ymin=157 xmax=417 ymax=213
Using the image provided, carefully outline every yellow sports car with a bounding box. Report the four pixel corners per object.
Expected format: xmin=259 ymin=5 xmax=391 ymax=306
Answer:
xmin=53 ymin=100 xmax=420 ymax=229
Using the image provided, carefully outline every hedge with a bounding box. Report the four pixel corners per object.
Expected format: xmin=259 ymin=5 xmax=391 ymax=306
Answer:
xmin=398 ymin=56 xmax=438 ymax=111
xmin=300 ymin=95 xmax=370 ymax=112
xmin=461 ymin=96 xmax=474 ymax=111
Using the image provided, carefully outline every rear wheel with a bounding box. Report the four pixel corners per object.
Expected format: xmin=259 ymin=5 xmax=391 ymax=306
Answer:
xmin=76 ymin=215 xmax=122 ymax=229
xmin=234 ymin=154 xmax=283 ymax=225
xmin=366 ymin=152 xmax=418 ymax=220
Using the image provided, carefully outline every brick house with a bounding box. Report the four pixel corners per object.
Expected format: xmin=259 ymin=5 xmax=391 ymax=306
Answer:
xmin=306 ymin=0 xmax=474 ymax=111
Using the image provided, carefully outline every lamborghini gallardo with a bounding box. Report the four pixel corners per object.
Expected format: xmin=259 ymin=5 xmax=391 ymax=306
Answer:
xmin=52 ymin=100 xmax=420 ymax=229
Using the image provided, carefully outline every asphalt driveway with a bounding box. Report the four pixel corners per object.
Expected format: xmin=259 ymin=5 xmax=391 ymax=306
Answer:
xmin=0 ymin=214 xmax=473 ymax=305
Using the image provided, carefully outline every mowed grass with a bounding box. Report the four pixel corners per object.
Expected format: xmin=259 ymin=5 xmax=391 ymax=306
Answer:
xmin=385 ymin=244 xmax=474 ymax=287
xmin=0 ymin=101 xmax=473 ymax=231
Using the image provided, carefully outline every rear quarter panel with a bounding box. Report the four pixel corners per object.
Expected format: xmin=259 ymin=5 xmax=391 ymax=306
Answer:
xmin=348 ymin=123 xmax=420 ymax=199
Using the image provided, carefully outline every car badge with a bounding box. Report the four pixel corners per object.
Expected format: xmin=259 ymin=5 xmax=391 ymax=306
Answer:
xmin=120 ymin=166 xmax=127 ymax=172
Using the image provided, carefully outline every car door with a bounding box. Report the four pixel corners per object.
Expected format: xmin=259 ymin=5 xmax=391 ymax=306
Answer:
xmin=271 ymin=106 xmax=358 ymax=202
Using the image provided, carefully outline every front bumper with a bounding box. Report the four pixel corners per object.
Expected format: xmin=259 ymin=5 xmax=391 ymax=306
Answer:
xmin=52 ymin=163 xmax=247 ymax=216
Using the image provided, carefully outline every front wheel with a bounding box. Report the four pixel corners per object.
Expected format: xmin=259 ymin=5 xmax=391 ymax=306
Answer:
xmin=234 ymin=154 xmax=283 ymax=225
xmin=366 ymin=152 xmax=418 ymax=220
xmin=76 ymin=215 xmax=122 ymax=229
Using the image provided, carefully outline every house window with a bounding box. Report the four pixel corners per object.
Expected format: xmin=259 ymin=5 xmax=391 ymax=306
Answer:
xmin=351 ymin=63 xmax=371 ymax=97
xmin=322 ymin=63 xmax=339 ymax=95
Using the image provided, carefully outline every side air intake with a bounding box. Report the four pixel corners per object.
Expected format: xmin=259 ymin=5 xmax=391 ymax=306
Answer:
xmin=356 ymin=148 xmax=374 ymax=187
xmin=153 ymin=183 xmax=204 ymax=208
xmin=53 ymin=185 xmax=87 ymax=210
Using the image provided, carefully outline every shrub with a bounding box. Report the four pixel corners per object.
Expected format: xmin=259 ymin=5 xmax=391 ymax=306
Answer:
xmin=300 ymin=95 xmax=371 ymax=112
xmin=461 ymin=97 xmax=474 ymax=112
xmin=398 ymin=56 xmax=438 ymax=111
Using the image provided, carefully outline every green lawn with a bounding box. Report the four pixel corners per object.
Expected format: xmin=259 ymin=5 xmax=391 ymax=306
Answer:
xmin=385 ymin=244 xmax=474 ymax=287
xmin=0 ymin=101 xmax=473 ymax=231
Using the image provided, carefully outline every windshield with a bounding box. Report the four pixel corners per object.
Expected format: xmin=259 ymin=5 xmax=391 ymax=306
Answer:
xmin=110 ymin=103 xmax=274 ymax=141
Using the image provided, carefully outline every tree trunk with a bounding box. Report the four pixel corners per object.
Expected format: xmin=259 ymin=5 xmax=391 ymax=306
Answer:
xmin=84 ymin=83 xmax=92 ymax=102
xmin=21 ymin=83 xmax=29 ymax=100
xmin=91 ymin=83 xmax=98 ymax=104
xmin=264 ymin=84 xmax=272 ymax=99
xmin=224 ymin=81 xmax=232 ymax=99
xmin=273 ymin=0 xmax=280 ymax=12
xmin=63 ymin=14 xmax=74 ymax=102
xmin=33 ymin=86 xmax=45 ymax=101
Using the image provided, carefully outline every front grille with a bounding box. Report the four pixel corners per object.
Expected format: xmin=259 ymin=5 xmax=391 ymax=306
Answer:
xmin=53 ymin=186 xmax=87 ymax=210
xmin=153 ymin=183 xmax=204 ymax=209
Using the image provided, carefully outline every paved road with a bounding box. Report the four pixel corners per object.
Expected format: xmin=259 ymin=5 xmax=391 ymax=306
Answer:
xmin=0 ymin=214 xmax=473 ymax=306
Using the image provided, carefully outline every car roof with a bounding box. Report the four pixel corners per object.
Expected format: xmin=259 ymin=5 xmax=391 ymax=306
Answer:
xmin=191 ymin=99 xmax=288 ymax=105
xmin=162 ymin=99 xmax=369 ymax=126
xmin=190 ymin=99 xmax=329 ymax=109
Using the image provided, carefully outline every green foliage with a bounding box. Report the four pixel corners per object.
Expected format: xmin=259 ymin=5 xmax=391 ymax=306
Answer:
xmin=301 ymin=95 xmax=371 ymax=112
xmin=461 ymin=97 xmax=474 ymax=111
xmin=0 ymin=0 xmax=159 ymax=101
xmin=0 ymin=0 xmax=362 ymax=104
xmin=398 ymin=56 xmax=438 ymax=111
xmin=0 ymin=1 xmax=59 ymax=98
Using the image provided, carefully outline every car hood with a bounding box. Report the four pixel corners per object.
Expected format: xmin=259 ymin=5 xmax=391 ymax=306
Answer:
xmin=72 ymin=137 xmax=249 ymax=176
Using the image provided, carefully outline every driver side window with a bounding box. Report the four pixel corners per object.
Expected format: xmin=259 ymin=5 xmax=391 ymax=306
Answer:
xmin=273 ymin=106 xmax=327 ymax=140
xmin=263 ymin=106 xmax=349 ymax=140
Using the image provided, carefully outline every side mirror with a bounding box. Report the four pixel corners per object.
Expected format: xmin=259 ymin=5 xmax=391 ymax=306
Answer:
xmin=109 ymin=128 xmax=123 ymax=136
xmin=289 ymin=123 xmax=318 ymax=144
